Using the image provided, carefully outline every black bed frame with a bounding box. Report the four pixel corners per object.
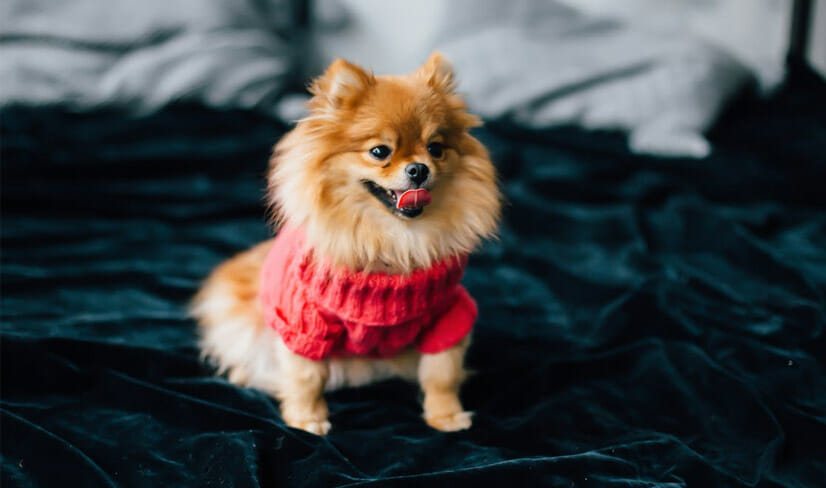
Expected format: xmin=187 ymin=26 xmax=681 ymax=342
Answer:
xmin=789 ymin=0 xmax=814 ymax=66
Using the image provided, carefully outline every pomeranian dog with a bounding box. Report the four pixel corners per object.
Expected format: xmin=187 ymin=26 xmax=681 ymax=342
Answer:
xmin=191 ymin=53 xmax=500 ymax=435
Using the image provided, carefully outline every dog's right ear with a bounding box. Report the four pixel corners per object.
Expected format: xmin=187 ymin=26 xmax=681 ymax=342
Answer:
xmin=309 ymin=59 xmax=374 ymax=110
xmin=416 ymin=52 xmax=456 ymax=94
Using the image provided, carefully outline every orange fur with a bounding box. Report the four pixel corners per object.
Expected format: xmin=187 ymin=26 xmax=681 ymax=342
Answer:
xmin=270 ymin=52 xmax=500 ymax=273
xmin=191 ymin=53 xmax=501 ymax=435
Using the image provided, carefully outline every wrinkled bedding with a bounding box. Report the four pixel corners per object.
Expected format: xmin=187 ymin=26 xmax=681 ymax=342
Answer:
xmin=2 ymin=0 xmax=751 ymax=158
xmin=2 ymin=66 xmax=826 ymax=487
xmin=0 ymin=0 xmax=299 ymax=116
xmin=309 ymin=0 xmax=753 ymax=157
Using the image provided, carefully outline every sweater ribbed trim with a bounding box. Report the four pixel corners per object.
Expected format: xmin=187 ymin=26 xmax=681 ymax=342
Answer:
xmin=298 ymin=251 xmax=468 ymax=326
xmin=259 ymin=225 xmax=475 ymax=360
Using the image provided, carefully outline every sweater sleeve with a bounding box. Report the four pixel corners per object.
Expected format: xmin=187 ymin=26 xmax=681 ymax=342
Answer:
xmin=259 ymin=227 xmax=343 ymax=361
xmin=274 ymin=305 xmax=344 ymax=361
xmin=416 ymin=286 xmax=477 ymax=354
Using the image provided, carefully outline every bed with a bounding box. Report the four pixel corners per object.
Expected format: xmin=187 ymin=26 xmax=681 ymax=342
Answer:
xmin=2 ymin=2 xmax=826 ymax=486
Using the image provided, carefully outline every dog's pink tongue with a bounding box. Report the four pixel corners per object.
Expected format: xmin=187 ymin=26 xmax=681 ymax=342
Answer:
xmin=396 ymin=189 xmax=432 ymax=209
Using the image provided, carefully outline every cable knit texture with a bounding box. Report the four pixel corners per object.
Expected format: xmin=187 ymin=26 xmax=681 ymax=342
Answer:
xmin=259 ymin=225 xmax=477 ymax=360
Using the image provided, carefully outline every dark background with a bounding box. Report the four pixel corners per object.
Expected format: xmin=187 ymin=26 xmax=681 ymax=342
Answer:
xmin=2 ymin=1 xmax=826 ymax=487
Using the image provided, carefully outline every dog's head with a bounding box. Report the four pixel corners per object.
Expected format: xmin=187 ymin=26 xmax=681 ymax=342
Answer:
xmin=269 ymin=53 xmax=501 ymax=272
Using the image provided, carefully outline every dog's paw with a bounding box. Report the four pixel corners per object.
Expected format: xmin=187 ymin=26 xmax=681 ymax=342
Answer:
xmin=425 ymin=410 xmax=472 ymax=432
xmin=226 ymin=366 xmax=250 ymax=386
xmin=289 ymin=419 xmax=332 ymax=436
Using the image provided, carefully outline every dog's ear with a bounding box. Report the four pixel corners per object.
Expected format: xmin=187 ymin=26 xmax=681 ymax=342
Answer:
xmin=310 ymin=59 xmax=374 ymax=109
xmin=416 ymin=52 xmax=456 ymax=93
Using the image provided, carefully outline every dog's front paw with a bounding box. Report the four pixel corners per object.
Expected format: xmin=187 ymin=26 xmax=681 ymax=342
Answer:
xmin=288 ymin=418 xmax=331 ymax=436
xmin=282 ymin=406 xmax=331 ymax=436
xmin=425 ymin=410 xmax=472 ymax=432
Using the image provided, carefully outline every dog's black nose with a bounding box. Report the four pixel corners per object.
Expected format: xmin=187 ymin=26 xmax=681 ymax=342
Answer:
xmin=405 ymin=163 xmax=429 ymax=185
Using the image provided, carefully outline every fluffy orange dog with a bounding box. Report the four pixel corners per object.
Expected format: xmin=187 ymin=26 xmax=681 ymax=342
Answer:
xmin=191 ymin=53 xmax=500 ymax=435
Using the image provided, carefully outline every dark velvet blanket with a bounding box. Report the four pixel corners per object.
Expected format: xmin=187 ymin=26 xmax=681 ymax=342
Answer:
xmin=2 ymin=66 xmax=825 ymax=487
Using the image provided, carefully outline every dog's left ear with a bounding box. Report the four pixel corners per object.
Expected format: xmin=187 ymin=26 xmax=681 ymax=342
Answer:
xmin=416 ymin=52 xmax=456 ymax=93
xmin=310 ymin=58 xmax=374 ymax=110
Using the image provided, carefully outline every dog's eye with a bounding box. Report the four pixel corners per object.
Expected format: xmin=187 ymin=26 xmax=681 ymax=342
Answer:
xmin=369 ymin=145 xmax=392 ymax=160
xmin=427 ymin=142 xmax=444 ymax=158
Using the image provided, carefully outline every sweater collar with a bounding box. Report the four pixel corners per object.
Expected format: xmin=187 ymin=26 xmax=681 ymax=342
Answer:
xmin=289 ymin=229 xmax=468 ymax=326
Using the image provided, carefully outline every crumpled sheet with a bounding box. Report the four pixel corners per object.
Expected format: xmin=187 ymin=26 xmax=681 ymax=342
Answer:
xmin=2 ymin=67 xmax=825 ymax=487
xmin=3 ymin=0 xmax=751 ymax=159
xmin=0 ymin=0 xmax=298 ymax=115
xmin=312 ymin=0 xmax=752 ymax=157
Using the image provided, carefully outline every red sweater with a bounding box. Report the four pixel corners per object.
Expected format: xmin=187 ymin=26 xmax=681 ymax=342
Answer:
xmin=259 ymin=226 xmax=477 ymax=360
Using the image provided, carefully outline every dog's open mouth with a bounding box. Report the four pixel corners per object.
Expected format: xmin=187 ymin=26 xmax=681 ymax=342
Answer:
xmin=362 ymin=180 xmax=432 ymax=218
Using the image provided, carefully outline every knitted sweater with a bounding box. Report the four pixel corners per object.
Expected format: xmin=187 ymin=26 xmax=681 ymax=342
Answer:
xmin=259 ymin=226 xmax=477 ymax=360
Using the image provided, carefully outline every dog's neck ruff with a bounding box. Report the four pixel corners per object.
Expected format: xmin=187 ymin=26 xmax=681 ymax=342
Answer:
xmin=259 ymin=225 xmax=477 ymax=360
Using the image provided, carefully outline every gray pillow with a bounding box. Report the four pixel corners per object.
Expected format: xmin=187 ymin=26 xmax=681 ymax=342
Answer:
xmin=0 ymin=0 xmax=299 ymax=115
xmin=311 ymin=0 xmax=753 ymax=158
